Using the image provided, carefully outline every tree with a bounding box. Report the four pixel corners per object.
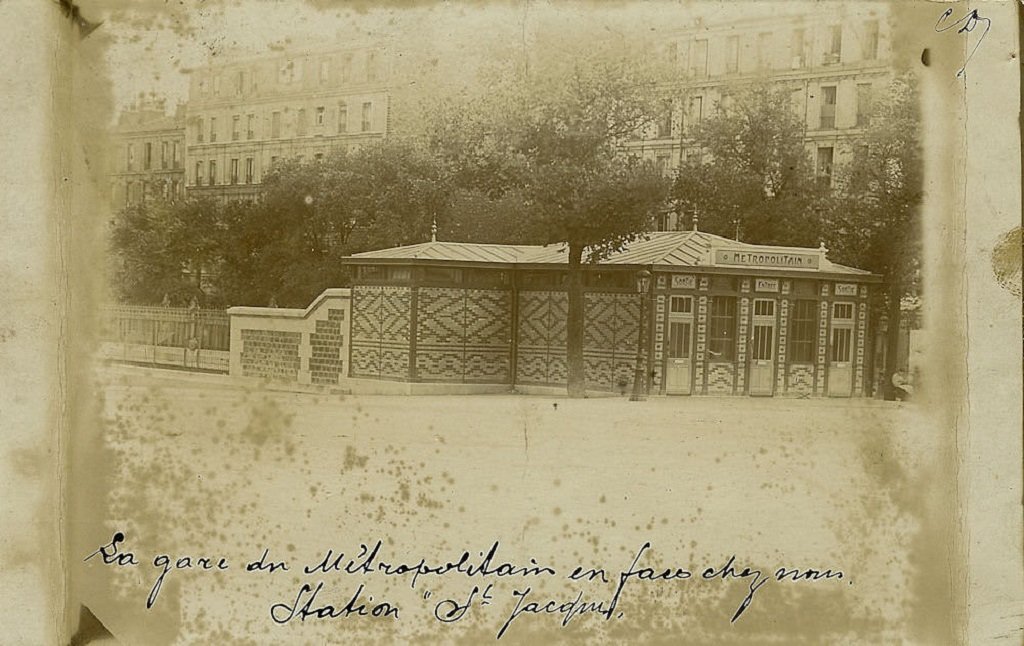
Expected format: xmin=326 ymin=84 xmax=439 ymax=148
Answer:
xmin=671 ymin=83 xmax=828 ymax=246
xmin=433 ymin=52 xmax=672 ymax=397
xmin=824 ymin=75 xmax=922 ymax=399
xmin=109 ymin=197 xmax=222 ymax=306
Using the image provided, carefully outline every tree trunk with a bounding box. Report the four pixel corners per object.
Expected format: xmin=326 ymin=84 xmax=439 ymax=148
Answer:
xmin=882 ymin=285 xmax=902 ymax=401
xmin=566 ymin=243 xmax=586 ymax=398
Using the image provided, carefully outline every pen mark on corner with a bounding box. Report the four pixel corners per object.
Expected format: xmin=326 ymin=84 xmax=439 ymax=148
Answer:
xmin=934 ymin=7 xmax=992 ymax=78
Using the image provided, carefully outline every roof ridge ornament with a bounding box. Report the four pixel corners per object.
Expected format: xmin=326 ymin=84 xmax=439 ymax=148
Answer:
xmin=431 ymin=218 xmax=438 ymax=243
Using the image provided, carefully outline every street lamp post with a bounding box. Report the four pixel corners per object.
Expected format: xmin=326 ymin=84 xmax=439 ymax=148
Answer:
xmin=630 ymin=269 xmax=652 ymax=402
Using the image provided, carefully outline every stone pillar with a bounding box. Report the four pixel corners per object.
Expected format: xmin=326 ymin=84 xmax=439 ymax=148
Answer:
xmin=694 ymin=276 xmax=709 ymax=394
xmin=816 ymin=283 xmax=830 ymax=395
xmin=736 ymin=278 xmax=751 ymax=395
xmin=653 ymin=293 xmax=666 ymax=392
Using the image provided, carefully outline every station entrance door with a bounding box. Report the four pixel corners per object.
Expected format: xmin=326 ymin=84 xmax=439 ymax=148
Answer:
xmin=665 ymin=296 xmax=694 ymax=395
xmin=827 ymin=302 xmax=855 ymax=397
xmin=748 ymin=299 xmax=776 ymax=396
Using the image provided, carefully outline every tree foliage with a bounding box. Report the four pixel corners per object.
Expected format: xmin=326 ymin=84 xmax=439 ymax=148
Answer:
xmin=672 ymin=83 xmax=828 ymax=247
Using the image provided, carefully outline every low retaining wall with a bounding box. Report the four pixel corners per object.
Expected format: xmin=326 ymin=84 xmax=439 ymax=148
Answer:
xmin=228 ymin=289 xmax=351 ymax=387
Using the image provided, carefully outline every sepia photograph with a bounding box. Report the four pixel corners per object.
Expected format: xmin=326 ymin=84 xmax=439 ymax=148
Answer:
xmin=0 ymin=0 xmax=1020 ymax=644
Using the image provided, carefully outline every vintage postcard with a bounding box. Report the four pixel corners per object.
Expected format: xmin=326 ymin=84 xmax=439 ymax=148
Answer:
xmin=0 ymin=0 xmax=1020 ymax=643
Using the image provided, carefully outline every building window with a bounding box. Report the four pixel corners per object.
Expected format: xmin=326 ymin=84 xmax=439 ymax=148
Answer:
xmin=789 ymin=299 xmax=817 ymax=362
xmin=196 ymin=117 xmax=204 ymax=143
xmin=656 ymin=101 xmax=672 ymax=138
xmin=319 ymin=59 xmax=330 ymax=84
xmin=757 ymin=32 xmax=772 ymax=69
xmin=791 ymin=28 xmax=806 ymax=68
xmin=862 ymin=20 xmax=879 ymax=60
xmin=209 ymin=117 xmax=217 ymax=143
xmin=250 ymin=67 xmax=259 ymax=93
xmin=279 ymin=60 xmax=295 ymax=84
xmin=856 ymin=83 xmax=872 ymax=127
xmin=816 ymin=146 xmax=834 ymax=186
xmin=824 ymin=25 xmax=842 ymax=65
xmin=361 ymin=102 xmax=372 ymax=132
xmin=726 ymin=35 xmax=739 ymax=74
xmin=247 ymin=114 xmax=255 ymax=139
xmin=232 ymin=115 xmax=240 ymax=141
xmin=144 ymin=142 xmax=152 ymax=170
xmin=708 ymin=296 xmax=736 ymax=361
xmin=126 ymin=144 xmax=134 ymax=171
xmin=271 ymin=111 xmax=281 ymax=139
xmin=160 ymin=141 xmax=168 ymax=169
xmin=341 ymin=54 xmax=353 ymax=83
xmin=422 ymin=266 xmax=462 ymax=284
xmin=690 ymin=39 xmax=708 ymax=78
xmin=212 ymin=74 xmax=221 ymax=96
xmin=195 ymin=161 xmax=203 ymax=186
xmin=337 ymin=101 xmax=348 ymax=133
xmin=830 ymin=303 xmax=855 ymax=362
xmin=685 ymin=95 xmax=703 ymax=131
xmin=209 ymin=160 xmax=217 ymax=185
xmin=297 ymin=108 xmax=308 ymax=136
xmin=172 ymin=141 xmax=180 ymax=168
xmin=198 ymin=78 xmax=207 ymax=97
xmin=245 ymin=157 xmax=254 ymax=184
xmin=655 ymin=154 xmax=671 ymax=175
xmin=270 ymin=156 xmax=278 ymax=168
xmin=230 ymin=158 xmax=239 ymax=184
xmin=366 ymin=51 xmax=379 ymax=81
xmin=667 ymin=42 xmax=678 ymax=65
xmin=670 ymin=296 xmax=693 ymax=314
xmin=235 ymin=70 xmax=245 ymax=96
xmin=819 ymin=85 xmax=836 ymax=129
xmin=315 ymin=106 xmax=325 ymax=126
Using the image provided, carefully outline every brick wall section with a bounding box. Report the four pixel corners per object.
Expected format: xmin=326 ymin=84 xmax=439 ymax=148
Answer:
xmin=582 ymin=292 xmax=640 ymax=391
xmin=706 ymin=362 xmax=735 ymax=394
xmin=228 ymin=289 xmax=351 ymax=386
xmin=239 ymin=329 xmax=302 ymax=381
xmin=350 ymin=286 xmax=412 ymax=380
xmin=309 ymin=308 xmax=346 ymax=385
xmin=788 ymin=364 xmax=815 ymax=396
xmin=516 ymin=290 xmax=642 ymax=391
xmin=416 ymin=287 xmax=511 ymax=383
xmin=516 ymin=291 xmax=569 ymax=386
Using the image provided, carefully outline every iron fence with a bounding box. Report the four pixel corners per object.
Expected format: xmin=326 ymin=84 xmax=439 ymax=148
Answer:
xmin=100 ymin=305 xmax=230 ymax=371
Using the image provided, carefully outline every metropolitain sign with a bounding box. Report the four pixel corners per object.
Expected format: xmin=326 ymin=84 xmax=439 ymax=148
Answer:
xmin=714 ymin=249 xmax=820 ymax=269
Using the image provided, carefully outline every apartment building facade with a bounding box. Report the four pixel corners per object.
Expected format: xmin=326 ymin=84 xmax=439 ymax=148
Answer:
xmin=185 ymin=44 xmax=390 ymax=202
xmin=629 ymin=5 xmax=892 ymax=220
xmin=109 ymin=100 xmax=186 ymax=209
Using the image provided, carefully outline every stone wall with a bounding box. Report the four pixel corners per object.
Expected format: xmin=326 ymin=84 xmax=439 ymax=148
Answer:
xmin=228 ymin=288 xmax=351 ymax=386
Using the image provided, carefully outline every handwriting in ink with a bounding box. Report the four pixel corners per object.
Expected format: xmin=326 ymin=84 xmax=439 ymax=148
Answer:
xmin=935 ymin=7 xmax=991 ymax=78
xmin=270 ymin=582 xmax=400 ymax=624
xmin=83 ymin=532 xmax=138 ymax=567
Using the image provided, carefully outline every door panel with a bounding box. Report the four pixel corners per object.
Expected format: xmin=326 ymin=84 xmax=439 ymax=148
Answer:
xmin=828 ymin=326 xmax=853 ymax=396
xmin=749 ymin=322 xmax=775 ymax=395
xmin=666 ymin=320 xmax=692 ymax=395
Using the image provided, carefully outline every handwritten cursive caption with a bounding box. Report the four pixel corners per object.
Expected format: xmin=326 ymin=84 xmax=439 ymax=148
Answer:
xmin=85 ymin=532 xmax=851 ymax=639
